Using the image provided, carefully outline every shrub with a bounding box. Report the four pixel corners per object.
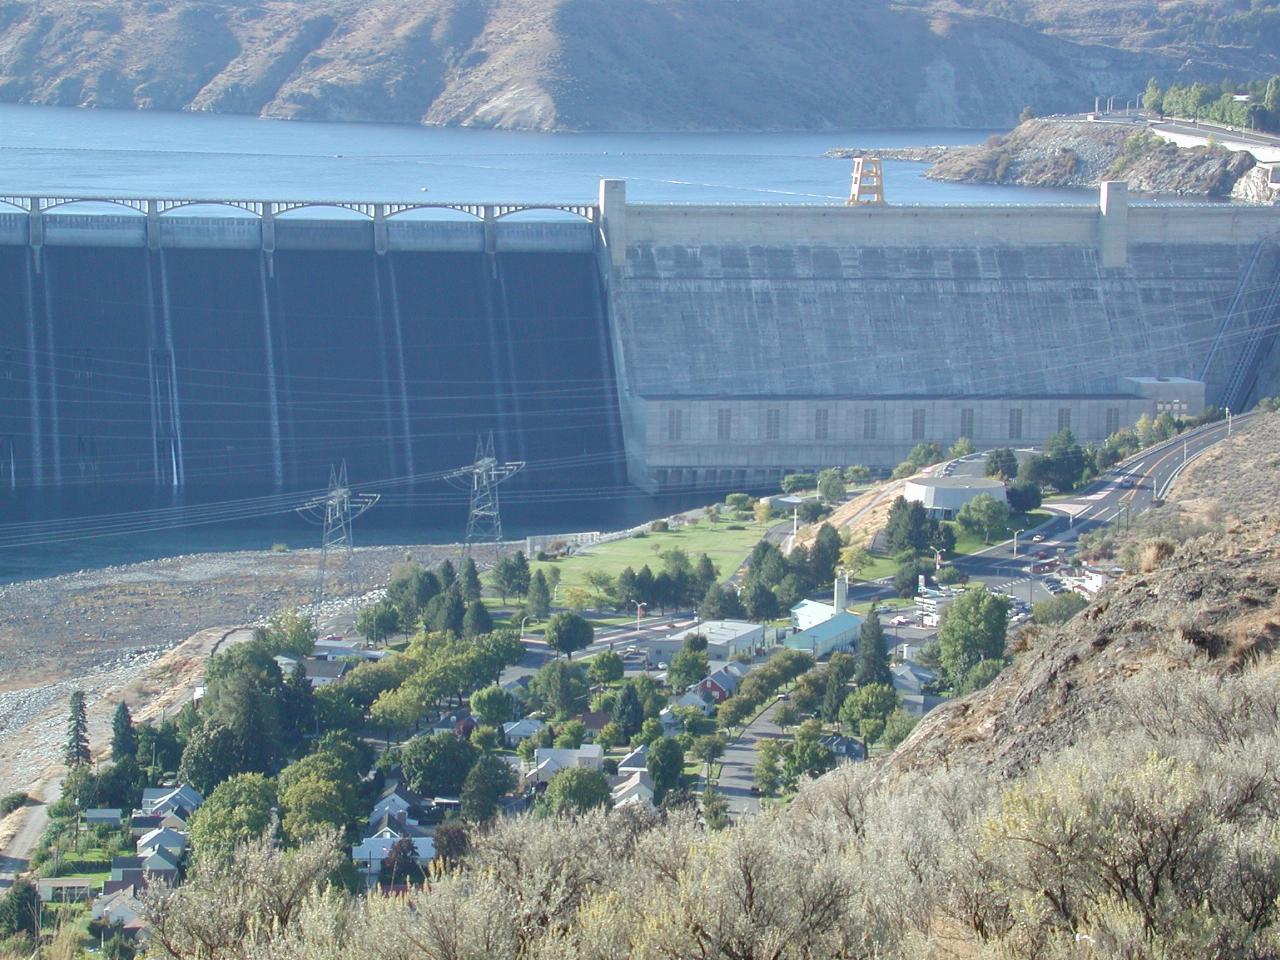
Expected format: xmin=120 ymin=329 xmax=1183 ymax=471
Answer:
xmin=650 ymin=520 xmax=669 ymax=533
xmin=0 ymin=793 xmax=26 ymax=817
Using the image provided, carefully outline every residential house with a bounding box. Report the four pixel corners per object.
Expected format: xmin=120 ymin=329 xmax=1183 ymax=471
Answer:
xmin=112 ymin=846 xmax=180 ymax=880
xmin=658 ymin=706 xmax=683 ymax=734
xmin=574 ymin=711 xmax=611 ymax=738
xmin=617 ymin=743 xmax=648 ymax=775
xmin=673 ymin=688 xmax=717 ymax=716
xmin=301 ymin=657 xmax=350 ymax=688
xmin=312 ymin=637 xmax=362 ymax=660
xmin=891 ymin=662 xmax=937 ymax=699
xmin=141 ymin=784 xmax=202 ymax=816
xmin=129 ymin=813 xmax=164 ymax=838
xmin=432 ymin=709 xmax=476 ymax=738
xmin=92 ymin=888 xmax=145 ymax=926
xmin=697 ymin=662 xmax=750 ymax=703
xmin=137 ymin=826 xmax=188 ymax=858
xmin=83 ymin=808 xmax=123 ymax=828
xmin=899 ymin=693 xmax=948 ymax=717
xmin=784 ymin=612 xmax=862 ymax=659
xmin=351 ymin=812 xmax=436 ymax=877
xmin=610 ymin=771 xmax=655 ymax=809
xmin=529 ymin=745 xmax=604 ymax=784
xmin=369 ymin=781 xmax=422 ymax=826
xmin=502 ymin=718 xmax=547 ymax=744
xmin=819 ymin=733 xmax=867 ymax=763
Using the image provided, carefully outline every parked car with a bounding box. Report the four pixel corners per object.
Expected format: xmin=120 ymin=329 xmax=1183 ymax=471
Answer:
xmin=1034 ymin=550 xmax=1049 ymax=559
xmin=1031 ymin=533 xmax=1044 ymax=542
xmin=889 ymin=615 xmax=912 ymax=626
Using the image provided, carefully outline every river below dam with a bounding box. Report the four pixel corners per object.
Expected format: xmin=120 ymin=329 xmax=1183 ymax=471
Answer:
xmin=0 ymin=104 xmax=1100 ymax=582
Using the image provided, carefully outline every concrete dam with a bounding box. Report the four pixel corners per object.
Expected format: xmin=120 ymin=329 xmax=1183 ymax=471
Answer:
xmin=0 ymin=181 xmax=1276 ymax=494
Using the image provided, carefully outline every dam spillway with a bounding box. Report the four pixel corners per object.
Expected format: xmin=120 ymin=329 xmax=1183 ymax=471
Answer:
xmin=0 ymin=183 xmax=1277 ymax=493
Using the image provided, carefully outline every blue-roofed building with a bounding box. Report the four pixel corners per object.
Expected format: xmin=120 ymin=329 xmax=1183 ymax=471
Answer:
xmin=783 ymin=611 xmax=862 ymax=659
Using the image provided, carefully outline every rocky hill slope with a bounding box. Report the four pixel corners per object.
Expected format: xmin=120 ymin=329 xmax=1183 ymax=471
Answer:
xmin=888 ymin=410 xmax=1280 ymax=780
xmin=0 ymin=0 xmax=1271 ymax=131
xmin=925 ymin=118 xmax=1262 ymax=197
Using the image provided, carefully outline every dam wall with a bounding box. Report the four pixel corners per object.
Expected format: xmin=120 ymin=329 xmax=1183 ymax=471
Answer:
xmin=0 ymin=184 xmax=1276 ymax=494
xmin=598 ymin=180 xmax=1280 ymax=490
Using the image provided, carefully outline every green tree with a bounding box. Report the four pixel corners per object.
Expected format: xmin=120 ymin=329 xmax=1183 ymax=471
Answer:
xmin=701 ymin=786 xmax=730 ymax=830
xmin=956 ymin=493 xmax=1010 ymax=543
xmin=754 ymin=740 xmax=784 ymax=797
xmin=281 ymin=660 xmax=316 ymax=749
xmin=948 ymin=436 xmax=975 ymax=458
xmin=810 ymin=523 xmax=843 ymax=585
xmin=188 ymin=773 xmax=278 ymax=861
xmin=596 ymin=722 xmax=625 ymax=750
xmin=462 ymin=599 xmax=493 ymax=638
xmin=545 ymin=612 xmax=593 ymax=659
xmin=937 ymin=588 xmax=1010 ymax=683
xmin=668 ymin=647 xmax=710 ymax=691
xmin=553 ymin=720 xmax=588 ymax=749
xmin=401 ymin=732 xmax=479 ymax=796
xmin=839 ymin=544 xmax=872 ymax=583
xmin=111 ymin=702 xmax=136 ymax=760
xmin=780 ymin=473 xmax=815 ymax=494
xmin=178 ymin=722 xmax=250 ymax=795
xmin=725 ymin=492 xmax=753 ymax=513
xmin=385 ymin=562 xmax=440 ymax=627
xmin=460 ymin=753 xmax=516 ymax=823
xmin=1033 ymin=591 xmax=1088 ymax=625
xmin=880 ymin=708 xmax=919 ymax=749
xmin=741 ymin=580 xmax=780 ymax=621
xmin=0 ymin=878 xmax=39 ymax=938
xmin=461 ymin=558 xmax=483 ymax=601
xmin=1006 ymin=479 xmax=1042 ymax=514
xmin=786 ymin=719 xmax=835 ymax=784
xmin=65 ymin=689 xmax=89 ymax=768
xmin=526 ymin=569 xmax=552 ymax=620
xmin=985 ymin=447 xmax=1019 ymax=480
xmin=588 ymin=650 xmax=624 ymax=684
xmin=821 ymin=670 xmax=846 ymax=724
xmin=1143 ymin=76 xmax=1163 ymax=113
xmin=532 ymin=659 xmax=588 ymax=717
xmin=259 ymin=610 xmax=318 ymax=658
xmin=612 ymin=684 xmax=644 ymax=737
xmin=356 ymin=600 xmax=399 ymax=645
xmin=646 ymin=736 xmax=685 ymax=804
xmin=280 ymin=772 xmax=351 ymax=843
xmin=817 ymin=468 xmax=846 ymax=504
xmin=437 ymin=558 xmax=457 ymax=590
xmin=856 ymin=606 xmax=892 ymax=687
xmin=839 ymin=684 xmax=897 ymax=744
xmin=470 ymin=685 xmax=514 ymax=727
xmin=1037 ymin=428 xmax=1087 ymax=492
xmin=884 ymin=496 xmax=932 ymax=553
xmin=958 ymin=658 xmax=1004 ymax=695
xmin=542 ymin=767 xmax=611 ymax=816
xmin=774 ymin=702 xmax=798 ymax=731
xmin=698 ymin=584 xmax=746 ymax=621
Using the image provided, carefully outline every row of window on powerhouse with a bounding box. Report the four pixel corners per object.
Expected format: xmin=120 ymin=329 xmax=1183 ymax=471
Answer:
xmin=664 ymin=406 xmax=1122 ymax=443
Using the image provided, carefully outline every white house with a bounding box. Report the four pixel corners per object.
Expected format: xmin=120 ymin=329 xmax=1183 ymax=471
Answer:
xmin=369 ymin=782 xmax=421 ymax=826
xmin=529 ymin=745 xmax=604 ymax=784
xmin=141 ymin=784 xmax=203 ymax=816
xmin=502 ymin=718 xmax=547 ymax=744
xmin=673 ymin=688 xmax=717 ymax=716
xmin=667 ymin=620 xmax=764 ymax=661
xmin=350 ymin=813 xmax=435 ymax=876
xmin=92 ymin=888 xmax=145 ymax=925
xmin=137 ymin=826 xmax=187 ymax=858
xmin=791 ymin=599 xmax=838 ymax=631
xmin=611 ymin=771 xmax=655 ymax=809
xmin=617 ymin=743 xmax=648 ymax=775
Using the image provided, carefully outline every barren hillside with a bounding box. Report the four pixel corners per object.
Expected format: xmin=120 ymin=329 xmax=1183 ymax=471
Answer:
xmin=0 ymin=0 xmax=1269 ymax=130
xmin=888 ymin=411 xmax=1280 ymax=779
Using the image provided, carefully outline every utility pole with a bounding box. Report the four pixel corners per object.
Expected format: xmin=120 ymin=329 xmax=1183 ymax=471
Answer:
xmin=296 ymin=461 xmax=380 ymax=603
xmin=443 ymin=432 xmax=524 ymax=551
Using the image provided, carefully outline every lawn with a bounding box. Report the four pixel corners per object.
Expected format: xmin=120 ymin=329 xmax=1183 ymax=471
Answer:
xmin=530 ymin=517 xmax=772 ymax=593
xmin=946 ymin=510 xmax=1052 ymax=556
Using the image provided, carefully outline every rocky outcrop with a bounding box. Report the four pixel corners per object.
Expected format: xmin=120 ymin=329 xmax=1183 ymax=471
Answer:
xmin=887 ymin=411 xmax=1280 ymax=781
xmin=0 ymin=0 xmax=1253 ymax=131
xmin=926 ymin=119 xmax=1258 ymax=197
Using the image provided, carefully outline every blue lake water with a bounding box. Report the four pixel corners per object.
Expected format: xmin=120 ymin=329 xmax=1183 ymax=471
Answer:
xmin=0 ymin=102 xmax=1093 ymax=205
xmin=0 ymin=104 xmax=1098 ymax=582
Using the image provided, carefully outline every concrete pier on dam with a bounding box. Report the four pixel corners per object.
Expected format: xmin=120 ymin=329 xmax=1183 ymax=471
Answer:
xmin=0 ymin=184 xmax=1275 ymax=495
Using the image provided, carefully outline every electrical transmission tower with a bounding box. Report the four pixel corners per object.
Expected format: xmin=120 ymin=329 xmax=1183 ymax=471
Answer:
xmin=444 ymin=432 xmax=524 ymax=549
xmin=295 ymin=461 xmax=380 ymax=602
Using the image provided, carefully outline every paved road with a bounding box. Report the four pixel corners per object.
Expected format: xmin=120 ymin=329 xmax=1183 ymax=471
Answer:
xmin=0 ymin=780 xmax=60 ymax=891
xmin=1151 ymin=118 xmax=1280 ymax=153
xmin=718 ymin=697 xmax=786 ymax=818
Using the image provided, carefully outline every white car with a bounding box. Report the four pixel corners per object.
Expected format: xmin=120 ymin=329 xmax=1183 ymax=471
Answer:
xmin=1032 ymin=533 xmax=1045 ymax=543
xmin=889 ymin=615 xmax=912 ymax=626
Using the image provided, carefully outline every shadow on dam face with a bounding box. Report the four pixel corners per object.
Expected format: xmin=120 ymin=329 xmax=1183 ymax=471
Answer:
xmin=0 ymin=246 xmax=625 ymax=491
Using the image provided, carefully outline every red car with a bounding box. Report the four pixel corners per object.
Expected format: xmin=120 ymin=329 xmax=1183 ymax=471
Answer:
xmin=1034 ymin=550 xmax=1049 ymax=559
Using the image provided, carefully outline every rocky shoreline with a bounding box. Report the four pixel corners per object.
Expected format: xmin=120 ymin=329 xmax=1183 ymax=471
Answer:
xmin=824 ymin=145 xmax=958 ymax=163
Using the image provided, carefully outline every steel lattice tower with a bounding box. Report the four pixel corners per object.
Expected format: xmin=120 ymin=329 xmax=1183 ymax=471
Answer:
xmin=295 ymin=461 xmax=380 ymax=602
xmin=444 ymin=433 xmax=524 ymax=549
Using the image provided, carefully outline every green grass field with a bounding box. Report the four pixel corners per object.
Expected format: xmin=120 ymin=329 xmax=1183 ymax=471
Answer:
xmin=530 ymin=517 xmax=772 ymax=593
xmin=945 ymin=510 xmax=1052 ymax=556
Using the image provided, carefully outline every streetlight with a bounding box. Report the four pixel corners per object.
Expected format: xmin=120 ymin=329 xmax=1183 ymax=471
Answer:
xmin=632 ymin=600 xmax=646 ymax=634
xmin=519 ymin=615 xmax=530 ymax=640
xmin=1012 ymin=528 xmax=1026 ymax=557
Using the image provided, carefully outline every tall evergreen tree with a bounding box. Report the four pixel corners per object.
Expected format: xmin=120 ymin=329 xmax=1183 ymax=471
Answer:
xmin=111 ymin=702 xmax=137 ymax=760
xmin=612 ymin=684 xmax=644 ymax=738
xmin=65 ymin=690 xmax=90 ymax=768
xmin=527 ymin=569 xmax=552 ymax=620
xmin=461 ymin=558 xmax=483 ymax=601
xmin=437 ymin=558 xmax=457 ymax=589
xmin=462 ymin=599 xmax=494 ymax=638
xmin=821 ymin=670 xmax=845 ymax=724
xmin=281 ymin=661 xmax=316 ymax=749
xmin=856 ymin=605 xmax=893 ymax=687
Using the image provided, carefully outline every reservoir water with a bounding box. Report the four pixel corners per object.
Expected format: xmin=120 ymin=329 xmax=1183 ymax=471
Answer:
xmin=0 ymin=104 xmax=1094 ymax=582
